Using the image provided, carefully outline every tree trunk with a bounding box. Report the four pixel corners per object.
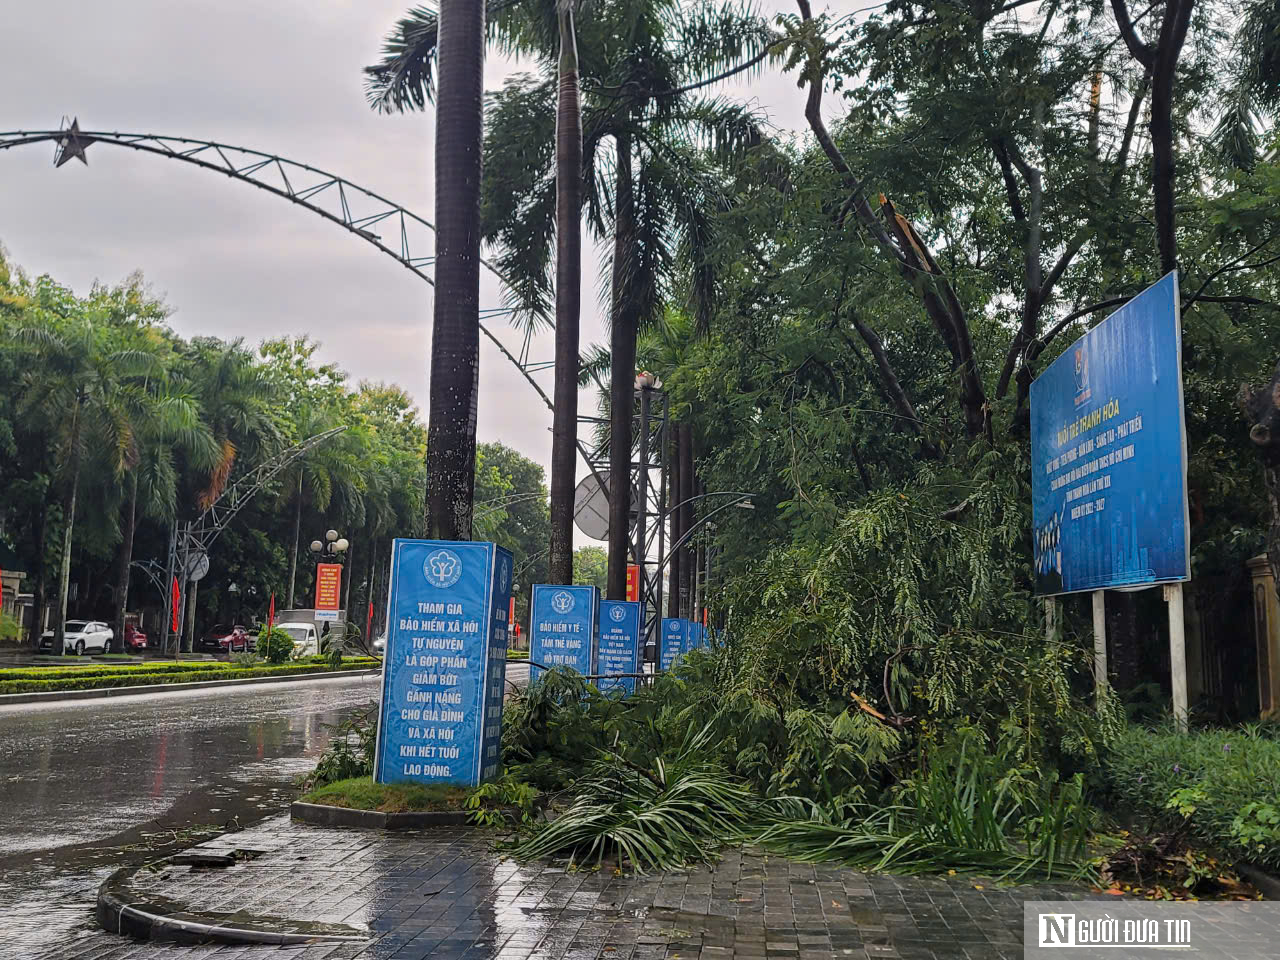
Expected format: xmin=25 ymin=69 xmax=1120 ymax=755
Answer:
xmin=549 ymin=2 xmax=583 ymax=586
xmin=31 ymin=499 xmax=48 ymax=650
xmin=112 ymin=472 xmax=139 ymax=653
xmin=287 ymin=470 xmax=302 ymax=608
xmin=678 ymin=422 xmax=694 ymax=617
xmin=668 ymin=426 xmax=682 ymax=617
xmin=1242 ymin=361 xmax=1280 ymax=603
xmin=342 ymin=543 xmax=354 ymax=622
xmin=185 ymin=576 xmax=199 ymax=653
xmin=53 ymin=398 xmax=84 ymax=656
xmin=606 ymin=130 xmax=638 ymax=599
xmin=426 ymin=0 xmax=486 ymax=541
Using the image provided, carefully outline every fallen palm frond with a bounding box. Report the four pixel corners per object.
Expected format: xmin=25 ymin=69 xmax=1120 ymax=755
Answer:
xmin=511 ymin=725 xmax=757 ymax=872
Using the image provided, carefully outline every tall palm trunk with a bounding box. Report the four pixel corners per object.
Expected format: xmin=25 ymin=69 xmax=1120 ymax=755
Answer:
xmin=607 ymin=130 xmax=638 ymax=599
xmin=31 ymin=499 xmax=48 ymax=650
xmin=426 ymin=0 xmax=486 ymax=541
xmin=287 ymin=471 xmax=302 ymax=607
xmin=112 ymin=472 xmax=139 ymax=653
xmin=549 ymin=1 xmax=583 ymax=585
xmin=53 ymin=397 xmax=85 ymax=655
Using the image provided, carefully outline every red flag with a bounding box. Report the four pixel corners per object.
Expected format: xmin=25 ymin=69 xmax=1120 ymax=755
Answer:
xmin=170 ymin=577 xmax=180 ymax=633
xmin=268 ymin=592 xmax=276 ymax=631
xmin=365 ymin=599 xmax=374 ymax=646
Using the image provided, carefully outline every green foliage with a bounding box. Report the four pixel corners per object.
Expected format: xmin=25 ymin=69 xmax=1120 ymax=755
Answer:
xmin=512 ymin=727 xmax=758 ymax=872
xmin=1102 ymin=724 xmax=1280 ymax=867
xmin=572 ymin=546 xmax=608 ymax=594
xmin=306 ymin=708 xmax=378 ymax=790
xmin=257 ymin=625 xmax=295 ymax=664
xmin=0 ymin=610 xmax=22 ymax=643
xmin=465 ymin=777 xmax=540 ymax=827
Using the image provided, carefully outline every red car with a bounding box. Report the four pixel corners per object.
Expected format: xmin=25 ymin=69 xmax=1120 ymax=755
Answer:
xmin=123 ymin=623 xmax=148 ymax=652
xmin=201 ymin=624 xmax=251 ymax=654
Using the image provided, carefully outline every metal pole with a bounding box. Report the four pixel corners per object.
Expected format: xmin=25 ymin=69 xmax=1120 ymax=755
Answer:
xmin=162 ymin=518 xmax=176 ymax=655
xmin=636 ymin=386 xmax=650 ymax=570
xmin=654 ymin=392 xmax=667 ymax=655
xmin=1091 ymin=591 xmax=1108 ymax=700
xmin=1165 ymin=582 xmax=1189 ymax=729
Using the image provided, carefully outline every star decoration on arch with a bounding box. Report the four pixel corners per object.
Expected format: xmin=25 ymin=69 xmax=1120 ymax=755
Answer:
xmin=54 ymin=118 xmax=91 ymax=168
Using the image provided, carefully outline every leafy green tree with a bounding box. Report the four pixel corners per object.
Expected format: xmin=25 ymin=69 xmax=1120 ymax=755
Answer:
xmin=572 ymin=544 xmax=608 ymax=594
xmin=14 ymin=318 xmax=163 ymax=653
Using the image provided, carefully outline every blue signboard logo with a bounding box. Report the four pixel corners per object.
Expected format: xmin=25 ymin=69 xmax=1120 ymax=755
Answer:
xmin=1030 ymin=272 xmax=1190 ymax=595
xmin=423 ymin=547 xmax=463 ymax=589
xmin=375 ymin=539 xmax=512 ymax=787
xmin=530 ymin=584 xmax=598 ymax=682
xmin=598 ymin=600 xmax=642 ymax=696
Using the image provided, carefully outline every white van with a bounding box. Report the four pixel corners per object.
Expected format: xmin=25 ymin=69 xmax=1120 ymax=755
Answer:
xmin=276 ymin=621 xmax=320 ymax=658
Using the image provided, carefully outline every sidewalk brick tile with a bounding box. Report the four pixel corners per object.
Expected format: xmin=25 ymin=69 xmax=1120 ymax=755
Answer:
xmin=33 ymin=816 xmax=1109 ymax=960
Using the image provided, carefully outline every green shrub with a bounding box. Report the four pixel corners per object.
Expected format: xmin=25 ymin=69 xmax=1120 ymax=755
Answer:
xmin=0 ymin=657 xmax=377 ymax=694
xmin=256 ymin=626 xmax=295 ymax=664
xmin=305 ymin=708 xmax=378 ymax=790
xmin=301 ymin=776 xmax=468 ymax=813
xmin=1102 ymin=724 xmax=1280 ymax=867
xmin=0 ymin=610 xmax=21 ymax=643
xmin=466 ymin=777 xmax=540 ymax=826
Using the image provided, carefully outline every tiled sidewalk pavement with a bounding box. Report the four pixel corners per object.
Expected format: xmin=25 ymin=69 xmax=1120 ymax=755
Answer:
xmin=37 ymin=816 xmax=1109 ymax=960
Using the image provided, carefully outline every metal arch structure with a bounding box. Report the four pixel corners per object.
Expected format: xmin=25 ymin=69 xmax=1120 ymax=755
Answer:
xmin=0 ymin=125 xmax=607 ymax=481
xmin=165 ymin=426 xmax=347 ymax=653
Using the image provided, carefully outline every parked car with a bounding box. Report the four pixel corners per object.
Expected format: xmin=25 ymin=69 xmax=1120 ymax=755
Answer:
xmin=199 ymin=624 xmax=251 ymax=654
xmin=372 ymin=633 xmax=385 ymax=654
xmin=38 ymin=620 xmax=113 ymax=656
xmin=123 ymin=622 xmax=148 ymax=652
xmin=275 ymin=621 xmax=320 ymax=658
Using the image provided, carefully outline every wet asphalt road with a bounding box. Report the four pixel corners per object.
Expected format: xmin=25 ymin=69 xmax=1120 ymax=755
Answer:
xmin=0 ymin=673 xmax=381 ymax=956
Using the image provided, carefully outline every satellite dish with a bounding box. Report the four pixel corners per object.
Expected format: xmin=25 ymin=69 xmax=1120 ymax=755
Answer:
xmin=573 ymin=472 xmax=639 ymax=541
xmin=184 ymin=550 xmax=210 ymax=582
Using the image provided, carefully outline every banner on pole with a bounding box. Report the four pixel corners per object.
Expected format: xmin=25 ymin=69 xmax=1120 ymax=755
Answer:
xmin=598 ymin=600 xmax=643 ymax=696
xmin=529 ymin=584 xmax=598 ymax=683
xmin=660 ymin=617 xmax=685 ymax=671
xmin=315 ymin=563 xmax=342 ymax=621
xmin=373 ymin=539 xmax=512 ymax=787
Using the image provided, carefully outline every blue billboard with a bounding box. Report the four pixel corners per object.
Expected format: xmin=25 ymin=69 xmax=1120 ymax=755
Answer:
xmin=1030 ymin=272 xmax=1190 ymax=596
xmin=597 ymin=600 xmax=643 ymax=696
xmin=687 ymin=622 xmax=705 ymax=652
xmin=660 ymin=617 xmax=685 ymax=671
xmin=529 ymin=584 xmax=598 ymax=682
xmin=374 ymin=539 xmax=512 ymax=787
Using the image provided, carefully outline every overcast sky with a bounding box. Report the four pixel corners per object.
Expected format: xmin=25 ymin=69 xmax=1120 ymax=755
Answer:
xmin=0 ymin=1 xmax=839 ymax=541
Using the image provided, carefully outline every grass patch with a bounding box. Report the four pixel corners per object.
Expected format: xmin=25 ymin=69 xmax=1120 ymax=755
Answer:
xmin=506 ymin=649 xmax=529 ymax=660
xmin=0 ymin=657 xmax=379 ymax=694
xmin=301 ymin=776 xmax=470 ymax=813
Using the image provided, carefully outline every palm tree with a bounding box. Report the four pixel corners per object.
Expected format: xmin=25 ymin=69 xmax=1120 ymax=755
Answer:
xmin=367 ymin=0 xmax=770 ymax=589
xmin=110 ymin=377 xmax=217 ymax=652
xmin=421 ymin=0 xmax=487 ymax=539
xmin=15 ymin=320 xmax=163 ymax=654
xmin=549 ymin=0 xmax=583 ymax=584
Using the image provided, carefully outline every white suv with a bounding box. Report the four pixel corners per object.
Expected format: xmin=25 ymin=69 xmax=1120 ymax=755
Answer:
xmin=39 ymin=620 xmax=113 ymax=656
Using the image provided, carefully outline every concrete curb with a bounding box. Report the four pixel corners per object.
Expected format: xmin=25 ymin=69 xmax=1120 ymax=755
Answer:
xmin=0 ymin=668 xmax=380 ymax=705
xmin=291 ymin=800 xmax=470 ymax=829
xmin=97 ymin=856 xmax=367 ymax=945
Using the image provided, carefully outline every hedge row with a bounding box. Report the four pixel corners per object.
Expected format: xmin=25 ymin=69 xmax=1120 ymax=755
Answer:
xmin=1102 ymin=724 xmax=1280 ymax=868
xmin=0 ymin=661 xmax=218 ymax=682
xmin=0 ymin=658 xmax=379 ymax=694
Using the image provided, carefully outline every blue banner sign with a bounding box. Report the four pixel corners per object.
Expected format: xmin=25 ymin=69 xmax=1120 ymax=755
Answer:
xmin=529 ymin=584 xmax=598 ymax=682
xmin=597 ymin=600 xmax=643 ymax=696
xmin=374 ymin=539 xmax=512 ymax=787
xmin=660 ymin=617 xmax=685 ymax=671
xmin=686 ymin=622 xmax=705 ymax=652
xmin=1030 ymin=272 xmax=1190 ymax=596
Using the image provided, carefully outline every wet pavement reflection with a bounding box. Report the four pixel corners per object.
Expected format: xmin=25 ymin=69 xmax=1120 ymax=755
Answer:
xmin=0 ymin=674 xmax=379 ymax=955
